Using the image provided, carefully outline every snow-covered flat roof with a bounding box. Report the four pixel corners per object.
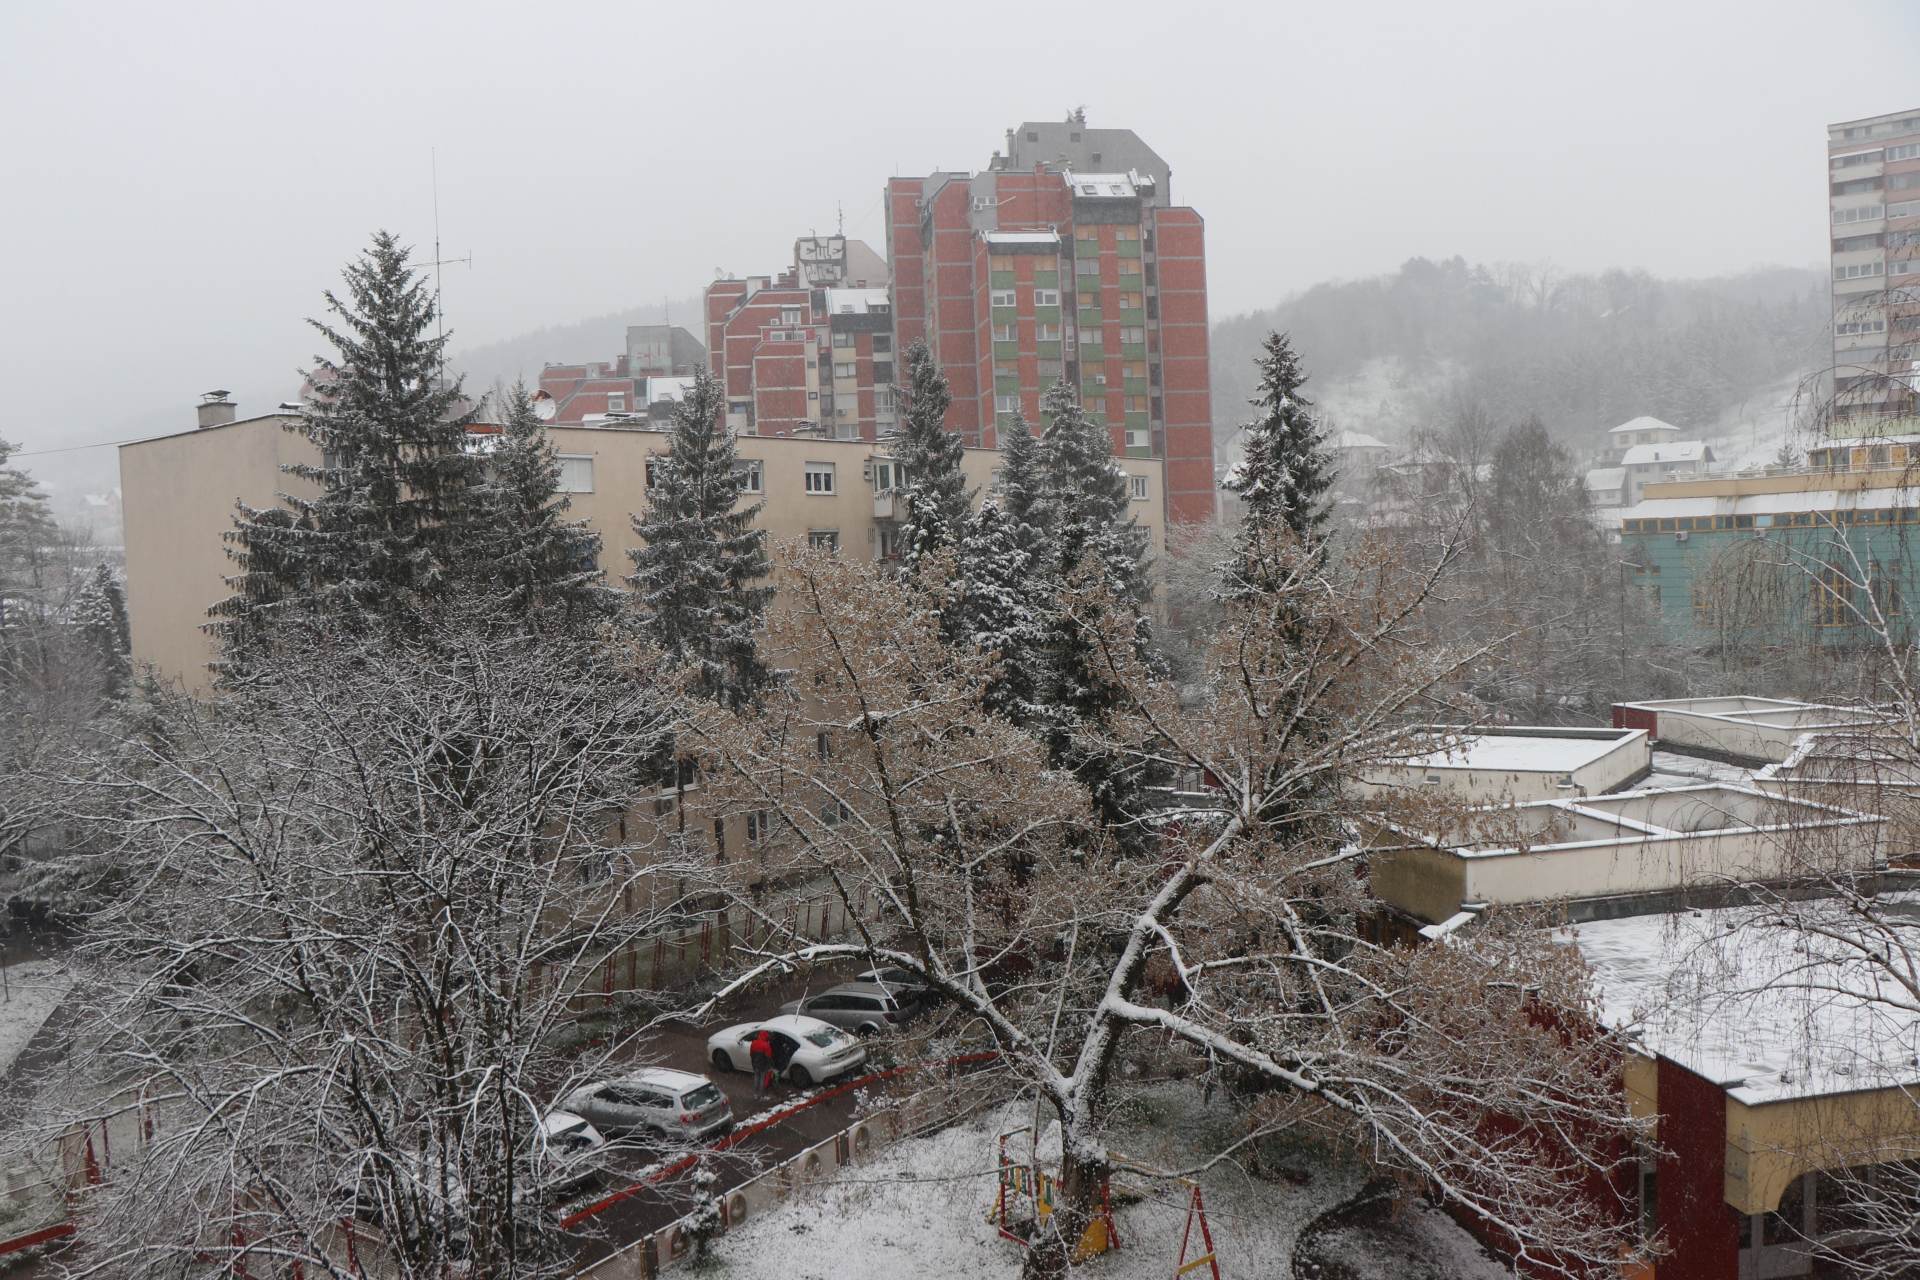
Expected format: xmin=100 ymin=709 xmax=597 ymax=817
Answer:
xmin=1569 ymin=899 xmax=1920 ymax=1104
xmin=1620 ymin=441 xmax=1711 ymax=466
xmin=1620 ymin=484 xmax=1920 ymax=522
xmin=1396 ymin=730 xmax=1637 ymax=775
xmin=981 ymin=230 xmax=1059 ymax=246
xmin=1584 ymin=466 xmax=1626 ymax=491
xmin=822 ymin=288 xmax=890 ymax=314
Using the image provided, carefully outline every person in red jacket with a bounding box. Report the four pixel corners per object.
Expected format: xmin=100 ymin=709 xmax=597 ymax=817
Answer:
xmin=750 ymin=1029 xmax=775 ymax=1096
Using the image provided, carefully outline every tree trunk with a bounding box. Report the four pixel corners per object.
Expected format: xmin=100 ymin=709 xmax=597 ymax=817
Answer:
xmin=1020 ymin=1144 xmax=1107 ymax=1279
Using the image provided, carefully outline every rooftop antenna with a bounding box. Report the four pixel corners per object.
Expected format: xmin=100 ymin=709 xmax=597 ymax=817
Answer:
xmin=427 ymin=147 xmax=472 ymax=392
xmin=837 ymin=201 xmax=844 ymax=236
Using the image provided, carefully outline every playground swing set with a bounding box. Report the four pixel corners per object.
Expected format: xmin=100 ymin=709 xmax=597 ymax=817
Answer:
xmin=985 ymin=1127 xmax=1222 ymax=1278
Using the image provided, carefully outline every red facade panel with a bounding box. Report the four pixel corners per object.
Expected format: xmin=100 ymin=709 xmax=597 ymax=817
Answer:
xmin=1654 ymin=1058 xmax=1739 ymax=1280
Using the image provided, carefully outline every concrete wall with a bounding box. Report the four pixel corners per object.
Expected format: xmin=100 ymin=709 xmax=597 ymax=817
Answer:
xmin=1616 ymin=699 xmax=1890 ymax=764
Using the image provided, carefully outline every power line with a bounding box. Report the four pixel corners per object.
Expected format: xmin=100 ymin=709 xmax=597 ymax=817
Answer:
xmin=7 ymin=435 xmax=151 ymax=459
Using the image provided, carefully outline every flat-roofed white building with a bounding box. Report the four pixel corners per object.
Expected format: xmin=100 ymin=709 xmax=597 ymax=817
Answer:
xmin=1367 ymin=783 xmax=1887 ymax=927
xmin=1357 ymin=725 xmax=1649 ymax=804
xmin=1613 ymin=698 xmax=1895 ymax=765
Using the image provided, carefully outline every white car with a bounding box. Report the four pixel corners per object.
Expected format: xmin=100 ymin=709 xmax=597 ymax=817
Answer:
xmin=537 ymin=1110 xmax=608 ymax=1195
xmin=706 ymin=1013 xmax=868 ymax=1087
xmin=559 ymin=1067 xmax=734 ymax=1143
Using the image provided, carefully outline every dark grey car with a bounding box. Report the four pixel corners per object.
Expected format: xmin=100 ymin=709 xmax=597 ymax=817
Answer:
xmin=779 ymin=981 xmax=912 ymax=1035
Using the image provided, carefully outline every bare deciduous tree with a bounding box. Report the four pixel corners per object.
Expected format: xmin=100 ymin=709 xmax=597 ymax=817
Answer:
xmin=33 ymin=616 xmax=705 ymax=1279
xmin=691 ymin=537 xmax=1649 ymax=1278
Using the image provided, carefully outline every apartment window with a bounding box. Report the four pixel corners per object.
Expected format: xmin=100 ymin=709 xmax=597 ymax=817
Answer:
xmin=1833 ymin=177 xmax=1883 ymax=196
xmin=994 ymin=362 xmax=1018 ymax=382
xmin=871 ymin=460 xmax=905 ymax=491
xmin=1075 ymin=257 xmax=1102 ymax=276
xmin=1894 ymin=260 xmax=1920 ymax=277
xmin=1038 ymin=359 xmax=1064 ymax=380
xmin=804 ymin=462 xmax=836 ymax=494
xmin=1888 ymin=200 xmax=1920 ymax=219
xmin=1125 ymin=395 xmax=1149 ymax=413
xmin=1116 ymin=292 xmax=1144 ymax=311
xmin=1833 ymin=234 xmax=1883 ymax=253
xmin=878 ymin=524 xmax=905 ymax=560
xmin=644 ymin=456 xmax=666 ymax=490
xmin=990 ymin=289 xmax=1016 ymax=307
xmin=1034 ymin=288 xmax=1060 ymax=306
xmin=1036 ymin=322 xmax=1061 ymax=340
xmin=1125 ymin=361 xmax=1148 ymax=381
xmin=1086 ymin=371 xmax=1109 ymax=387
xmin=993 ymin=323 xmax=1016 ymax=341
xmin=746 ymin=810 xmax=771 ymax=844
xmin=1119 ymin=327 xmax=1146 ymax=344
xmin=1129 ymin=475 xmax=1149 ymax=501
xmin=1080 ymin=327 xmax=1104 ymax=349
xmin=1812 ymin=564 xmax=1856 ymax=627
xmin=1836 ymin=318 xmax=1887 ymax=335
xmin=781 ymin=307 xmax=802 ymax=325
xmin=873 ymin=335 xmax=892 ymax=353
xmin=735 ymin=458 xmax=763 ymax=492
xmin=1892 ymin=172 xmax=1920 ymax=192
xmin=995 ymin=394 xmax=1020 ymax=414
xmin=815 ymin=731 xmax=832 ymax=761
xmin=712 ymin=818 xmax=727 ymax=859
xmin=1890 ymin=143 xmax=1920 ymax=162
xmin=556 ymin=455 xmax=595 ymax=494
xmin=832 ymin=331 xmax=853 ymax=348
xmin=1074 ymin=225 xmax=1098 ymax=242
xmin=834 ymin=361 xmax=856 ymax=378
xmin=1114 ymin=226 xmax=1139 ymax=241
xmin=808 ymin=529 xmax=840 ymax=553
xmin=1833 ymin=204 xmax=1884 ymax=224
xmin=1834 ymin=260 xmax=1885 ymax=280
xmin=1117 ymin=258 xmax=1142 ymax=277
xmin=1124 ymin=427 xmax=1150 ymax=451
xmin=606 ymin=394 xmax=626 ymax=412
xmin=1832 ymin=150 xmax=1885 ymax=169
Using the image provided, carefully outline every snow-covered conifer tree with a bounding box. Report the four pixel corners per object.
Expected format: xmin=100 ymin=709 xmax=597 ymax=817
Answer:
xmin=70 ymin=562 xmax=131 ymax=697
xmin=954 ymin=499 xmax=1046 ymax=717
xmin=1222 ymin=331 xmax=1334 ymax=597
xmin=892 ymin=341 xmax=971 ymax=570
xmin=472 ymin=382 xmax=617 ymax=631
xmin=990 ymin=411 xmax=1052 ymax=570
xmin=628 ymin=367 xmax=773 ymax=707
xmin=214 ymin=231 xmax=484 ymax=655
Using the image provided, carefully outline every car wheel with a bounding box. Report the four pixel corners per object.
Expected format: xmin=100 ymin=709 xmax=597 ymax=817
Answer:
xmin=712 ymin=1049 xmax=733 ymax=1072
xmin=857 ymin=1022 xmax=881 ymax=1036
xmin=787 ymin=1064 xmax=813 ymax=1087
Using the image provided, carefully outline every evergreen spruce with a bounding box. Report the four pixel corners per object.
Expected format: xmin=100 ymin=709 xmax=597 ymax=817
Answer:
xmin=1032 ymin=383 xmax=1157 ymax=843
xmin=991 ymin=412 xmax=1053 ymax=569
xmin=71 ymin=562 xmax=131 ymax=697
xmin=1222 ymin=331 xmax=1335 ymax=597
xmin=215 ymin=231 xmax=483 ymax=654
xmin=892 ymin=341 xmax=971 ymax=570
xmin=954 ymin=499 xmax=1046 ymax=718
xmin=0 ymin=438 xmax=56 ymax=640
xmin=628 ymin=367 xmax=773 ymax=708
xmin=472 ymin=383 xmax=617 ymax=631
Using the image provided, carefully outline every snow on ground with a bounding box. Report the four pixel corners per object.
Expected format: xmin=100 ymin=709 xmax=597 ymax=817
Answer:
xmin=0 ymin=961 xmax=69 ymax=1078
xmin=1697 ymin=373 xmax=1808 ymax=473
xmin=1643 ymin=749 xmax=1755 ymax=790
xmin=697 ymin=1083 xmax=1510 ymax=1280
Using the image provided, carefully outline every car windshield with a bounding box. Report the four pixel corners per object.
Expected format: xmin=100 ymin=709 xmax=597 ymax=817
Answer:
xmin=681 ymin=1084 xmax=723 ymax=1110
xmin=804 ymin=1028 xmax=840 ymax=1048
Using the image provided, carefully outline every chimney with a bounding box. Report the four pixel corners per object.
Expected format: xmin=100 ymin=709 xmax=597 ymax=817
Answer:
xmin=197 ymin=389 xmax=236 ymax=429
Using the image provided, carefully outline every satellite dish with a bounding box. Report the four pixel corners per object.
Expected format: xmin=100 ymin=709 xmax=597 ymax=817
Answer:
xmin=532 ymin=391 xmax=557 ymax=422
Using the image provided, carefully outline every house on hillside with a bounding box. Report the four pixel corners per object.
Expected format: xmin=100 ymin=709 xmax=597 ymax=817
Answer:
xmin=1621 ymin=440 xmax=1713 ymax=505
xmin=1609 ymin=415 xmax=1684 ymax=460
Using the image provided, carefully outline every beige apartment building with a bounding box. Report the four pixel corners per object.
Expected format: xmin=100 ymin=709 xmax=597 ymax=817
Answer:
xmin=118 ymin=397 xmax=1168 ymax=689
xmin=1827 ymin=107 xmax=1920 ymax=421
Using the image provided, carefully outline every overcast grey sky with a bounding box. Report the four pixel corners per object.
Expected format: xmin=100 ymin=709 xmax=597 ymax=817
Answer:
xmin=3 ymin=0 xmax=1914 ymax=483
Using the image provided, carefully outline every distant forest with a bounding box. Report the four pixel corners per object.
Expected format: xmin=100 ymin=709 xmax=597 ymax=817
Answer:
xmin=1210 ymin=258 xmax=1829 ymax=451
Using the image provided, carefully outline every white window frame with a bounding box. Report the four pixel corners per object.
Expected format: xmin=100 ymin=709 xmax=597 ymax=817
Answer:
xmin=556 ymin=455 xmax=595 ymax=494
xmin=606 ymin=394 xmax=626 ymax=413
xmin=834 ymin=361 xmax=856 ymax=378
xmin=804 ymin=462 xmax=836 ymax=494
xmin=808 ymin=529 xmax=840 ymax=553
xmin=1034 ymin=288 xmax=1060 ymax=306
xmin=736 ymin=459 xmax=764 ymax=493
xmin=990 ymin=289 xmax=1017 ymax=307
xmin=1129 ymin=475 xmax=1149 ymax=501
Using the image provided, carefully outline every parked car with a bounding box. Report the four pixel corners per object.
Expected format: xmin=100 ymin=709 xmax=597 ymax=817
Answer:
xmin=559 ymin=1068 xmax=733 ymax=1143
xmin=855 ymin=966 xmax=935 ymax=1003
xmin=780 ymin=981 xmax=914 ymax=1035
xmin=706 ymin=1013 xmax=868 ymax=1087
xmin=538 ymin=1109 xmax=608 ymax=1196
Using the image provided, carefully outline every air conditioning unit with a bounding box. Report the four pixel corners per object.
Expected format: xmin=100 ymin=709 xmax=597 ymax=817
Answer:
xmin=1674 ymin=531 xmax=1689 ymax=542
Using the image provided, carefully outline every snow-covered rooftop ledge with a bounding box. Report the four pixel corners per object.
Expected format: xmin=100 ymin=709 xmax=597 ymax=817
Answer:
xmin=1354 ymin=724 xmax=1649 ymax=804
xmin=1567 ymin=900 xmax=1920 ymax=1216
xmin=1366 ymin=784 xmax=1888 ymax=926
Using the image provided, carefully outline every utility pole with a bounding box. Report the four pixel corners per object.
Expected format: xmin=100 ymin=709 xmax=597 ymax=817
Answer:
xmin=427 ymin=148 xmax=472 ymax=392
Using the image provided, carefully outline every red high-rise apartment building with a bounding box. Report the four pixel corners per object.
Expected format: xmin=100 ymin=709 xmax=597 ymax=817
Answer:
xmin=704 ymin=236 xmax=897 ymax=441
xmin=886 ymin=117 xmax=1216 ymax=524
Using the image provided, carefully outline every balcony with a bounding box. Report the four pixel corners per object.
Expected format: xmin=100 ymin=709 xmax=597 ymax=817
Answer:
xmin=873 ymin=489 xmax=899 ymax=520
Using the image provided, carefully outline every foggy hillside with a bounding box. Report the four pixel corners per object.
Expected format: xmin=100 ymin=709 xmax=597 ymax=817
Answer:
xmin=449 ymin=296 xmax=706 ymax=394
xmin=1210 ymin=258 xmax=1829 ymax=465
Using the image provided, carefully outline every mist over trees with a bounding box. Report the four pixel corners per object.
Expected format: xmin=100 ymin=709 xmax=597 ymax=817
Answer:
xmin=1213 ymin=258 xmax=1828 ymax=449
